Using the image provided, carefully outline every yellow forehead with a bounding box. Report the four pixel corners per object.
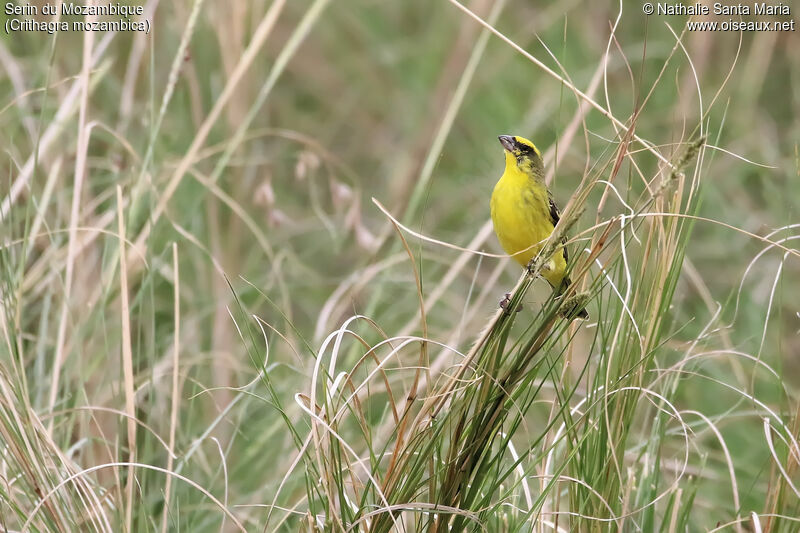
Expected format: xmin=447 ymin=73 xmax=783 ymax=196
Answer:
xmin=513 ymin=136 xmax=541 ymax=157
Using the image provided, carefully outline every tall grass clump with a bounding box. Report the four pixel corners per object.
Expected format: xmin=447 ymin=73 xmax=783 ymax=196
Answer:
xmin=279 ymin=128 xmax=716 ymax=531
xmin=1 ymin=0 xmax=799 ymax=531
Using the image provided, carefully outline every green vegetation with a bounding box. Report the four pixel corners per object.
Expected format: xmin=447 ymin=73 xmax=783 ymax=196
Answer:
xmin=1 ymin=1 xmax=798 ymax=531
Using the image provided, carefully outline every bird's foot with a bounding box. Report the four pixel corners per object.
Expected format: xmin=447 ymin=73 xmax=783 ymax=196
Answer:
xmin=526 ymin=257 xmax=554 ymax=276
xmin=525 ymin=258 xmax=539 ymax=276
xmin=499 ymin=293 xmax=522 ymax=313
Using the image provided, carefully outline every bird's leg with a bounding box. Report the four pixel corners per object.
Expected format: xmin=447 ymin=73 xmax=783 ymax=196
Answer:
xmin=525 ymin=257 xmax=539 ymax=276
xmin=499 ymin=292 xmax=511 ymax=309
xmin=525 ymin=256 xmax=554 ymax=277
xmin=499 ymin=292 xmax=522 ymax=313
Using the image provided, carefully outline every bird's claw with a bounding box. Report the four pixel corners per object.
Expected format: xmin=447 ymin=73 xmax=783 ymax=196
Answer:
xmin=499 ymin=293 xmax=522 ymax=313
xmin=525 ymin=258 xmax=554 ymax=276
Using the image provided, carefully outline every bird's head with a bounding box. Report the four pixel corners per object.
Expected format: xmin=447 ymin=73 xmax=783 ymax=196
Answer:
xmin=499 ymin=135 xmax=544 ymax=178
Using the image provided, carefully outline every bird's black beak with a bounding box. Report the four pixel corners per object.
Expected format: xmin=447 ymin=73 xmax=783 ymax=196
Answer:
xmin=498 ymin=135 xmax=516 ymax=152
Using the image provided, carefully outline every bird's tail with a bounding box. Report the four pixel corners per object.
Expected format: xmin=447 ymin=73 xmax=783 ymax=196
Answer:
xmin=556 ymin=277 xmax=589 ymax=320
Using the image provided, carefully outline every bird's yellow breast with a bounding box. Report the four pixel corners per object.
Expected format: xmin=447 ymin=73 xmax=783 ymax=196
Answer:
xmin=490 ymin=166 xmax=566 ymax=286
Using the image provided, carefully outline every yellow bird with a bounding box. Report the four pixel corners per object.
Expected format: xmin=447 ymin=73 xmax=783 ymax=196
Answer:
xmin=490 ymin=134 xmax=588 ymax=319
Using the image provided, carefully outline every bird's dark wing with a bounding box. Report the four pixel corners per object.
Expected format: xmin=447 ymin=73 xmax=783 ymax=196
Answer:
xmin=548 ymin=194 xmax=568 ymax=264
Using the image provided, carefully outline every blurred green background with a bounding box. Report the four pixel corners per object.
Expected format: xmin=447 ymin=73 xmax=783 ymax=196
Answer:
xmin=1 ymin=0 xmax=799 ymax=530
